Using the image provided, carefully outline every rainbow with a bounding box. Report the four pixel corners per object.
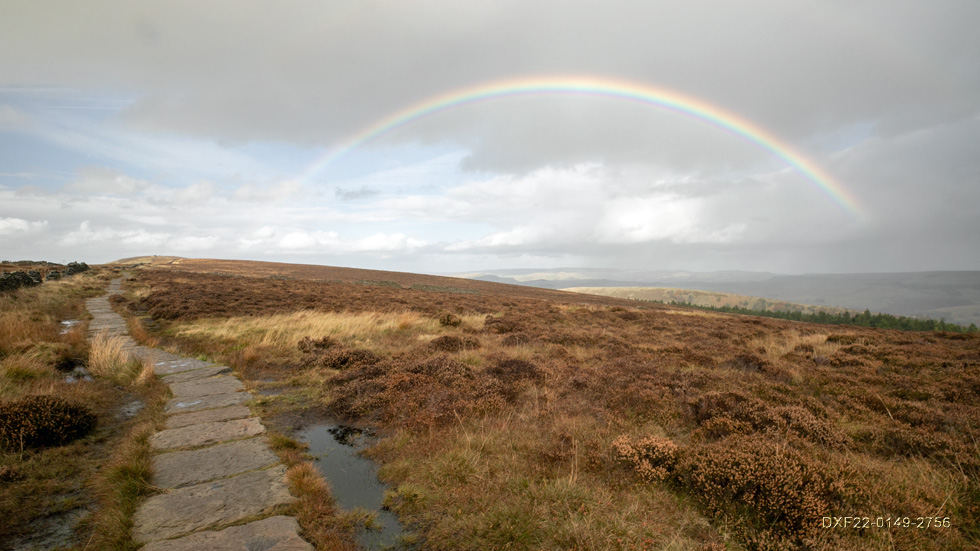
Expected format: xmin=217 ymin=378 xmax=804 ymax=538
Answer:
xmin=299 ymin=75 xmax=862 ymax=217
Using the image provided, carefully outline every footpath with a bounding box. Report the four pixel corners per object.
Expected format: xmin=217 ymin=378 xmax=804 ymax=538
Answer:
xmin=86 ymin=278 xmax=313 ymax=550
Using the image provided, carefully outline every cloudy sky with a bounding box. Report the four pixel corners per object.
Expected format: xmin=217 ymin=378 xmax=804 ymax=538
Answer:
xmin=1 ymin=1 xmax=978 ymax=274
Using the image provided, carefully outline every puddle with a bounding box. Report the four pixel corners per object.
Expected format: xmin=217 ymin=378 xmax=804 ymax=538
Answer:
xmin=298 ymin=423 xmax=406 ymax=550
xmin=64 ymin=365 xmax=94 ymax=384
xmin=59 ymin=319 xmax=81 ymax=334
xmin=117 ymin=399 xmax=144 ymax=419
xmin=256 ymin=384 xmax=285 ymax=397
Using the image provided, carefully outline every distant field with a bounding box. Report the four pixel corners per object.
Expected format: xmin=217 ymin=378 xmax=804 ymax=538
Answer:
xmin=118 ymin=259 xmax=980 ymax=551
xmin=564 ymin=286 xmax=854 ymax=315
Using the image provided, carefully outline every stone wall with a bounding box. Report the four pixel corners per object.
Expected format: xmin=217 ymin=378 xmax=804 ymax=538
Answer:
xmin=0 ymin=261 xmax=89 ymax=293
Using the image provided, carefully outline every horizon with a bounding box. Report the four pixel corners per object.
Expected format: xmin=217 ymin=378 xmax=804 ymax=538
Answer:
xmin=3 ymin=2 xmax=979 ymax=274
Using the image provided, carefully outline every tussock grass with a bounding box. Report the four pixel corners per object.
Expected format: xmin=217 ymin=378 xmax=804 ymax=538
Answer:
xmin=88 ymin=332 xmax=142 ymax=384
xmin=173 ymin=310 xmax=440 ymax=354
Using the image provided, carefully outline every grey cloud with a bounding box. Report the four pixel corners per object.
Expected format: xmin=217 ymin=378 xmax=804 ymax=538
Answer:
xmin=4 ymin=1 xmax=977 ymax=163
xmin=1 ymin=1 xmax=978 ymax=273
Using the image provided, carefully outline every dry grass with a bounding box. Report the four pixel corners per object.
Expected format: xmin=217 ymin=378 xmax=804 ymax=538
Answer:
xmin=268 ymin=431 xmax=359 ymax=550
xmin=0 ymin=270 xmax=175 ymax=550
xmin=0 ymin=270 xmax=158 ymax=548
xmin=82 ymin=382 xmax=167 ymax=551
xmin=172 ymin=310 xmax=440 ymax=355
xmin=123 ymin=265 xmax=980 ymax=551
xmin=88 ymin=332 xmax=142 ymax=385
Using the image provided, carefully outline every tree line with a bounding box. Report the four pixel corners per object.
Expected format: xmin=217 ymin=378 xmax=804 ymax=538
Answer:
xmin=653 ymin=300 xmax=979 ymax=333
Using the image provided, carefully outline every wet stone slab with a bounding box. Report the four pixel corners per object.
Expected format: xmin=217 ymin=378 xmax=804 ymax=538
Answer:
xmin=151 ymin=417 xmax=265 ymax=450
xmin=164 ymin=391 xmax=250 ymax=414
xmin=165 ymin=405 xmax=251 ymax=429
xmin=155 ymin=358 xmax=217 ymax=376
xmin=153 ymin=438 xmax=278 ymax=488
xmin=139 ymin=516 xmax=313 ymax=551
xmin=161 ymin=365 xmax=232 ymax=384
xmin=168 ymin=376 xmax=243 ymax=400
xmin=133 ymin=466 xmax=292 ymax=544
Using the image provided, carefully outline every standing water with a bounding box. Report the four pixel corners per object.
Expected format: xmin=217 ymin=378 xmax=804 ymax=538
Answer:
xmin=297 ymin=423 xmax=406 ymax=550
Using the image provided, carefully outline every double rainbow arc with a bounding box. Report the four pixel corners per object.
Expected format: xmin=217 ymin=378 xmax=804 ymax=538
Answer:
xmin=299 ymin=76 xmax=861 ymax=217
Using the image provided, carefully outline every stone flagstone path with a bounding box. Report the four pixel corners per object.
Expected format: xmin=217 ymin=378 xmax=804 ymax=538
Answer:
xmin=87 ymin=278 xmax=313 ymax=550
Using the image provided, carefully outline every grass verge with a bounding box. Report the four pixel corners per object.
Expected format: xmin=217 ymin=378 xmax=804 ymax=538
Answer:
xmin=268 ymin=431 xmax=359 ymax=550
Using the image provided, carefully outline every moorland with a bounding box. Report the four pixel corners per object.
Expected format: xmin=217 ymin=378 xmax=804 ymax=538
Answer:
xmin=107 ymin=258 xmax=979 ymax=551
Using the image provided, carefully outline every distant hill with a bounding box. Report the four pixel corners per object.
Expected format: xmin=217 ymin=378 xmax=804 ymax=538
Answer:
xmin=460 ymin=268 xmax=980 ymax=326
xmin=564 ymin=286 xmax=854 ymax=316
xmin=108 ymin=255 xmax=186 ymax=265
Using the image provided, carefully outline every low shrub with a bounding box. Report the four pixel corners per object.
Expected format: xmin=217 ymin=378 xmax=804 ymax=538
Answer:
xmin=311 ymin=347 xmax=382 ymax=370
xmin=0 ymin=395 xmax=97 ymax=450
xmin=723 ymin=353 xmax=770 ymax=372
xmin=691 ymin=415 xmax=753 ymax=442
xmin=486 ymin=358 xmax=541 ymax=382
xmin=501 ymin=333 xmax=531 ymax=346
xmin=298 ymin=336 xmax=342 ymax=353
xmin=484 ymin=315 xmax=521 ymax=334
xmin=429 ymin=335 xmax=481 ymax=352
xmin=299 ymin=336 xmax=381 ymax=370
xmin=438 ymin=312 xmax=462 ymax=327
xmin=678 ymin=435 xmax=842 ymax=547
xmin=613 ymin=435 xmax=678 ymax=483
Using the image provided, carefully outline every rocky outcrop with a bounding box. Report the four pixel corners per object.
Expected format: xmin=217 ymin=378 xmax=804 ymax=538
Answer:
xmin=0 ymin=261 xmax=90 ymax=293
xmin=64 ymin=261 xmax=89 ymax=276
xmin=0 ymin=271 xmax=39 ymax=292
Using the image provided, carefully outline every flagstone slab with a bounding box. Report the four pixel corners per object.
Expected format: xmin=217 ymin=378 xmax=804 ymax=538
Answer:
xmin=161 ymin=365 xmax=232 ymax=384
xmin=88 ymin=280 xmax=311 ymax=550
xmin=168 ymin=376 xmax=244 ymax=400
xmin=165 ymin=391 xmax=250 ymax=414
xmin=155 ymin=358 xmax=216 ymax=375
xmin=165 ymin=405 xmax=251 ymax=429
xmin=153 ymin=438 xmax=278 ymax=488
xmin=151 ymin=417 xmax=265 ymax=450
xmin=139 ymin=515 xmax=313 ymax=551
xmin=133 ymin=466 xmax=292 ymax=544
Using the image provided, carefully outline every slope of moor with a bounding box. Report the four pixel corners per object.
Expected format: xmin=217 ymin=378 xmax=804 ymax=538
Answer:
xmin=121 ymin=259 xmax=980 ymax=551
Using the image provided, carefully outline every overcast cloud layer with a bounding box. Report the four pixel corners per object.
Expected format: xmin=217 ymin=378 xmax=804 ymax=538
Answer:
xmin=2 ymin=1 xmax=979 ymax=274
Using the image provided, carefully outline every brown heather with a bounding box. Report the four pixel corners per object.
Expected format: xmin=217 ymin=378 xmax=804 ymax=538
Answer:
xmin=120 ymin=262 xmax=980 ymax=550
xmin=0 ymin=395 xmax=97 ymax=450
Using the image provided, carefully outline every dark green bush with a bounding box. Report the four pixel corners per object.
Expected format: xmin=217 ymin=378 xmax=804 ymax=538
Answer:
xmin=0 ymin=395 xmax=97 ymax=450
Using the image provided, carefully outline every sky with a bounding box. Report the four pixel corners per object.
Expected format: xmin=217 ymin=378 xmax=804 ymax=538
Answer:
xmin=1 ymin=1 xmax=979 ymax=275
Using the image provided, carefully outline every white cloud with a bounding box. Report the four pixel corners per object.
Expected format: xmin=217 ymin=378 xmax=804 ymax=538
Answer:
xmin=279 ymin=231 xmax=319 ymax=250
xmin=0 ymin=217 xmax=47 ymax=236
xmin=592 ymin=195 xmax=703 ymax=244
xmin=171 ymin=235 xmax=219 ymax=251
xmin=65 ymin=166 xmax=150 ymax=196
xmin=231 ymin=179 xmax=304 ymax=203
xmin=120 ymin=214 xmax=169 ymax=226
xmin=60 ymin=220 xmax=170 ymax=247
